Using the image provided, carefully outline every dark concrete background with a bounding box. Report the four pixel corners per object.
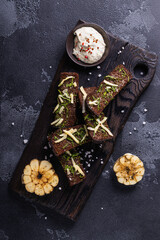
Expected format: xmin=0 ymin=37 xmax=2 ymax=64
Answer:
xmin=1 ymin=0 xmax=160 ymax=239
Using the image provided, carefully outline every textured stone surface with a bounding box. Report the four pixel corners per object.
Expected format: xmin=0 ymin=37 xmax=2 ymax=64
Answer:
xmin=1 ymin=0 xmax=160 ymax=239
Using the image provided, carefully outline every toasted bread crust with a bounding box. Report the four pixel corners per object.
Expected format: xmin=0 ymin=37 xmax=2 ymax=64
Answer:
xmin=52 ymin=72 xmax=79 ymax=128
xmin=59 ymin=150 xmax=86 ymax=186
xmin=86 ymin=65 xmax=132 ymax=116
xmin=78 ymin=87 xmax=113 ymax=143
xmin=49 ymin=125 xmax=91 ymax=156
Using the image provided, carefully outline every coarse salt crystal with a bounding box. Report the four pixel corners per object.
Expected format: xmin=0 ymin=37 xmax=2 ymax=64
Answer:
xmin=97 ymin=66 xmax=101 ymax=69
xmin=98 ymin=74 xmax=102 ymax=77
xmin=48 ymin=143 xmax=51 ymax=148
xmin=23 ymin=139 xmax=28 ymax=144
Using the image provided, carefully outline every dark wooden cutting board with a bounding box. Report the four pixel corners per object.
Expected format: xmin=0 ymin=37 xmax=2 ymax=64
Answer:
xmin=9 ymin=20 xmax=158 ymax=221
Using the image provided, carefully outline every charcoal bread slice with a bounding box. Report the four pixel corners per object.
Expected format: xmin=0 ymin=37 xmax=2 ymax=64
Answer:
xmin=86 ymin=65 xmax=132 ymax=116
xmin=49 ymin=125 xmax=91 ymax=156
xmin=79 ymin=87 xmax=113 ymax=143
xmin=59 ymin=72 xmax=79 ymax=94
xmin=59 ymin=150 xmax=86 ymax=186
xmin=51 ymin=72 xmax=79 ymax=128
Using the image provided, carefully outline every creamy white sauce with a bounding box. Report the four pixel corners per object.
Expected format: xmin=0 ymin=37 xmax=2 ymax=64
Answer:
xmin=73 ymin=27 xmax=106 ymax=64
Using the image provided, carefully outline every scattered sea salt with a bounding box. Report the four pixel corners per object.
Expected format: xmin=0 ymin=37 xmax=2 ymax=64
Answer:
xmin=23 ymin=139 xmax=28 ymax=144
xmin=129 ymin=132 xmax=132 ymax=135
xmin=85 ymin=151 xmax=91 ymax=156
xmin=91 ymin=149 xmax=94 ymax=153
xmin=87 ymin=78 xmax=90 ymax=81
xmin=97 ymin=66 xmax=101 ymax=69
xmin=96 ymin=157 xmax=98 ymax=160
xmin=48 ymin=143 xmax=51 ymax=148
xmin=88 ymin=164 xmax=91 ymax=167
xmin=86 ymin=170 xmax=88 ymax=173
xmin=45 ymin=155 xmax=47 ymax=160
xmin=101 ymin=161 xmax=104 ymax=164
xmin=49 ymin=154 xmax=53 ymax=158
xmin=118 ymin=50 xmax=122 ymax=54
xmin=49 ymin=66 xmax=52 ymax=68
xmin=140 ymin=72 xmax=144 ymax=76
xmin=133 ymin=127 xmax=137 ymax=131
xmin=92 ymin=159 xmax=94 ymax=162
xmin=144 ymin=108 xmax=148 ymax=113
xmin=121 ymin=109 xmax=125 ymax=113
xmin=45 ymin=217 xmax=47 ymax=220
xmin=122 ymin=46 xmax=125 ymax=50
xmin=44 ymin=146 xmax=48 ymax=150
xmin=89 ymin=72 xmax=92 ymax=75
xmin=101 ymin=207 xmax=104 ymax=210
xmin=99 ymin=144 xmax=103 ymax=148
xmin=59 ymin=187 xmax=62 ymax=190
xmin=143 ymin=121 xmax=146 ymax=125
xmin=98 ymin=74 xmax=102 ymax=77
xmin=11 ymin=122 xmax=15 ymax=126
xmin=20 ymin=134 xmax=23 ymax=138
xmin=122 ymin=61 xmax=125 ymax=65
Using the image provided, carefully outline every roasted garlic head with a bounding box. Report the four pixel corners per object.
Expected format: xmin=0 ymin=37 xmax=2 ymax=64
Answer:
xmin=113 ymin=153 xmax=145 ymax=185
xmin=22 ymin=159 xmax=59 ymax=196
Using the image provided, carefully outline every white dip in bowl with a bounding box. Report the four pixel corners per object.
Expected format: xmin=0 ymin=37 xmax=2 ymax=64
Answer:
xmin=73 ymin=27 xmax=106 ymax=64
